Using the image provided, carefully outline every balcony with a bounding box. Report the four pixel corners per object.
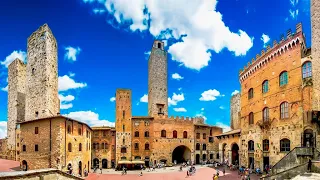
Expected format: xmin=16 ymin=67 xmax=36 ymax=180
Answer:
xmin=257 ymin=118 xmax=272 ymax=129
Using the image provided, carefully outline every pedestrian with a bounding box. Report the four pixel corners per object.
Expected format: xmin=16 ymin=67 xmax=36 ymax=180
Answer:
xmin=100 ymin=167 xmax=102 ymax=174
xmin=308 ymin=158 xmax=312 ymax=172
xmin=187 ymin=170 xmax=189 ymax=177
xmin=223 ymin=167 xmax=225 ymax=176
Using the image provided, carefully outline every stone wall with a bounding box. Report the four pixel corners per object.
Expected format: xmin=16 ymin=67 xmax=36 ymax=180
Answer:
xmin=148 ymin=40 xmax=168 ymax=116
xmin=7 ymin=59 xmax=26 ymax=153
xmin=230 ymin=93 xmax=241 ymax=130
xmin=0 ymin=168 xmax=83 ymax=180
xmin=311 ymin=0 xmax=320 ymax=111
xmin=25 ymin=24 xmax=59 ymax=121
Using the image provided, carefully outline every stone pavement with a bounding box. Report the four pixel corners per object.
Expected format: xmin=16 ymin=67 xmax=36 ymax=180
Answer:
xmin=0 ymin=159 xmax=20 ymax=172
xmin=291 ymin=172 xmax=320 ymax=180
xmin=86 ymin=165 xmax=261 ymax=180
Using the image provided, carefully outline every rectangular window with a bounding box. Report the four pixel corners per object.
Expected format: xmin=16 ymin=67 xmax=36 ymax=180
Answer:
xmin=35 ymin=144 xmax=38 ymax=152
xmin=196 ymin=133 xmax=200 ymax=139
xmin=103 ymin=130 xmax=107 ymax=137
xmin=203 ymin=133 xmax=206 ymax=139
xmin=209 ymin=137 xmax=214 ymax=143
xmin=122 ymin=110 xmax=125 ymax=119
xmin=123 ymin=125 xmax=125 ymax=131
xmin=134 ymin=143 xmax=139 ymax=150
xmin=35 ymin=127 xmax=39 ymax=134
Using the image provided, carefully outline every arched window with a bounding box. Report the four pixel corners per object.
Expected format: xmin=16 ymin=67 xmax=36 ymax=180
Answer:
xmin=173 ymin=130 xmax=177 ymax=138
xmin=96 ymin=143 xmax=99 ymax=150
xmin=67 ymin=125 xmax=71 ymax=134
xmin=203 ymin=144 xmax=207 ymax=150
xmin=196 ymin=143 xmax=200 ymax=150
xmin=22 ymin=145 xmax=26 ymax=152
xmin=280 ymin=102 xmax=289 ymax=119
xmin=279 ymin=71 xmax=288 ymax=86
xmin=145 ymin=131 xmax=149 ymax=137
xmin=161 ymin=130 xmax=166 ymax=138
xmin=262 ymin=80 xmax=269 ymax=93
xmin=249 ymin=112 xmax=254 ymax=125
xmin=145 ymin=143 xmax=150 ymax=150
xmin=248 ymin=88 xmax=254 ymax=99
xmin=302 ymin=61 xmax=312 ymax=78
xmin=248 ymin=140 xmax=254 ymax=151
xmin=79 ymin=143 xmax=82 ymax=151
xmin=68 ymin=143 xmax=72 ymax=152
xmin=78 ymin=128 xmax=82 ymax=136
xmin=280 ymin=138 xmax=290 ymax=152
xmin=134 ymin=131 xmax=139 ymax=137
xmin=101 ymin=143 xmax=104 ymax=149
xmin=121 ymin=147 xmax=127 ymax=153
xmin=134 ymin=143 xmax=139 ymax=150
xmin=183 ymin=131 xmax=188 ymax=138
xmin=263 ymin=107 xmax=269 ymax=121
xmin=196 ymin=133 xmax=200 ymax=139
xmin=263 ymin=139 xmax=269 ymax=151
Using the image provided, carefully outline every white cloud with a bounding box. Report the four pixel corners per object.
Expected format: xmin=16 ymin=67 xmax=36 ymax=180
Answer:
xmin=172 ymin=73 xmax=184 ymax=80
xmin=231 ymin=90 xmax=239 ymax=96
xmin=1 ymin=85 xmax=8 ymax=92
xmin=110 ymin=97 xmax=116 ymax=102
xmin=219 ymin=106 xmax=225 ymax=110
xmin=215 ymin=122 xmax=231 ymax=133
xmin=289 ymin=9 xmax=299 ymax=19
xmin=93 ymin=8 xmax=106 ymax=14
xmin=58 ymin=75 xmax=87 ymax=91
xmin=65 ymin=111 xmax=115 ymax=127
xmin=69 ymin=72 xmax=75 ymax=77
xmin=140 ymin=94 xmax=148 ymax=103
xmin=168 ymin=93 xmax=185 ymax=106
xmin=64 ymin=46 xmax=81 ymax=62
xmin=1 ymin=50 xmax=27 ymax=68
xmin=196 ymin=113 xmax=207 ymax=121
xmin=178 ymin=88 xmax=182 ymax=91
xmin=201 ymin=108 xmax=204 ymax=111
xmin=288 ymin=0 xmax=299 ymax=20
xmin=85 ymin=0 xmax=254 ymax=71
xmin=144 ymin=51 xmax=151 ymax=60
xmin=261 ymin=34 xmax=270 ymax=47
xmin=59 ymin=94 xmax=75 ymax=110
xmin=199 ymin=89 xmax=221 ymax=101
xmin=173 ymin=107 xmax=187 ymax=112
xmin=0 ymin=121 xmax=7 ymax=139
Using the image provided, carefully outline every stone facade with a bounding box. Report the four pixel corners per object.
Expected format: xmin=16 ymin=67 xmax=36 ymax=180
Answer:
xmin=115 ymin=40 xmax=222 ymax=168
xmin=25 ymin=24 xmax=60 ymax=121
xmin=230 ymin=93 xmax=241 ymax=129
xmin=91 ymin=127 xmax=116 ymax=169
xmin=148 ymin=40 xmax=168 ymax=116
xmin=18 ymin=116 xmax=92 ymax=177
xmin=311 ymin=0 xmax=320 ymax=111
xmin=7 ymin=59 xmax=26 ymax=155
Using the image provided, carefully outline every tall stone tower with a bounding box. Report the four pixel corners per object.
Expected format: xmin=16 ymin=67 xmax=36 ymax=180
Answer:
xmin=25 ymin=24 xmax=60 ymax=121
xmin=115 ymin=89 xmax=132 ymax=163
xmin=148 ymin=40 xmax=168 ymax=116
xmin=230 ymin=93 xmax=241 ymax=130
xmin=312 ymin=0 xmax=320 ymax=110
xmin=7 ymin=59 xmax=26 ymax=151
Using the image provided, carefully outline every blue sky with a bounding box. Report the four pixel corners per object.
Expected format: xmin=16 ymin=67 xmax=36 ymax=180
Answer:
xmin=0 ymin=0 xmax=311 ymax=138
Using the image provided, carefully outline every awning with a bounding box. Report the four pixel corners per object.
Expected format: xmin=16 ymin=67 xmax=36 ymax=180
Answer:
xmin=131 ymin=160 xmax=145 ymax=164
xmin=118 ymin=161 xmax=132 ymax=164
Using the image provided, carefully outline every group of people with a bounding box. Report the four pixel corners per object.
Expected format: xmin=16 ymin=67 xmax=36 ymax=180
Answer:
xmin=186 ymin=166 xmax=196 ymax=177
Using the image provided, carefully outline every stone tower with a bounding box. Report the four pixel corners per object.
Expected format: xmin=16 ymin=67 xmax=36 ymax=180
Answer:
xmin=25 ymin=24 xmax=60 ymax=121
xmin=7 ymin=59 xmax=26 ymax=151
xmin=230 ymin=93 xmax=241 ymax=130
xmin=312 ymin=0 xmax=320 ymax=110
xmin=148 ymin=40 xmax=168 ymax=116
xmin=115 ymin=89 xmax=132 ymax=163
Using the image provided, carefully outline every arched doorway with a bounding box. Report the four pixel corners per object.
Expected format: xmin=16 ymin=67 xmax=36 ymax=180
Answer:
xmin=202 ymin=154 xmax=207 ymax=163
xmin=102 ymin=159 xmax=108 ymax=169
xmin=303 ymin=129 xmax=314 ymax=147
xmin=79 ymin=161 xmax=82 ymax=176
xmin=196 ymin=154 xmax=200 ymax=164
xmin=231 ymin=143 xmax=239 ymax=165
xmin=93 ymin=158 xmax=99 ymax=168
xmin=172 ymin=145 xmax=191 ymax=164
xmin=222 ymin=143 xmax=227 ymax=163
xmin=22 ymin=160 xmax=28 ymax=171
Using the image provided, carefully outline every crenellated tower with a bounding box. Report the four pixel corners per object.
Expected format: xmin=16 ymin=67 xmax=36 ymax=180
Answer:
xmin=148 ymin=40 xmax=168 ymax=116
xmin=115 ymin=89 xmax=132 ymax=163
xmin=7 ymin=59 xmax=26 ymax=151
xmin=25 ymin=24 xmax=60 ymax=121
xmin=230 ymin=93 xmax=241 ymax=130
xmin=311 ymin=0 xmax=320 ymax=110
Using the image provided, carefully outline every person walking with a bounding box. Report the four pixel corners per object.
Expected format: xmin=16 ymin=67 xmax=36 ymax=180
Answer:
xmin=222 ymin=167 xmax=225 ymax=176
xmin=308 ymin=158 xmax=312 ymax=172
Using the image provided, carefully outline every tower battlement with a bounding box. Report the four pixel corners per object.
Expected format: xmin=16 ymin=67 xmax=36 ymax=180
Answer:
xmin=153 ymin=114 xmax=205 ymax=124
xmin=239 ymin=23 xmax=305 ymax=82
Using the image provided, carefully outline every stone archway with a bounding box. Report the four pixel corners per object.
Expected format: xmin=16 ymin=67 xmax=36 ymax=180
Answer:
xmin=196 ymin=154 xmax=200 ymax=164
xmin=231 ymin=143 xmax=239 ymax=165
xmin=102 ymin=159 xmax=108 ymax=169
xmin=22 ymin=160 xmax=28 ymax=171
xmin=303 ymin=129 xmax=314 ymax=147
xmin=93 ymin=158 xmax=99 ymax=168
xmin=172 ymin=145 xmax=191 ymax=164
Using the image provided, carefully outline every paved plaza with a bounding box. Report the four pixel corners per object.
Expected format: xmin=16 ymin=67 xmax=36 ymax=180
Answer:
xmin=0 ymin=159 xmax=20 ymax=172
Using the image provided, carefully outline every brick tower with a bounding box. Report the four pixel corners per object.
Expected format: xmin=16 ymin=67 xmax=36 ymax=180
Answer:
xmin=115 ymin=89 xmax=132 ymax=163
xmin=7 ymin=59 xmax=26 ymax=153
xmin=148 ymin=40 xmax=168 ymax=116
xmin=25 ymin=24 xmax=60 ymax=121
xmin=312 ymin=0 xmax=320 ymax=110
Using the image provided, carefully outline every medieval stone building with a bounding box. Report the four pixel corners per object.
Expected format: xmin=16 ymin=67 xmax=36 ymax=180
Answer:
xmin=114 ymin=40 xmax=223 ymax=168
